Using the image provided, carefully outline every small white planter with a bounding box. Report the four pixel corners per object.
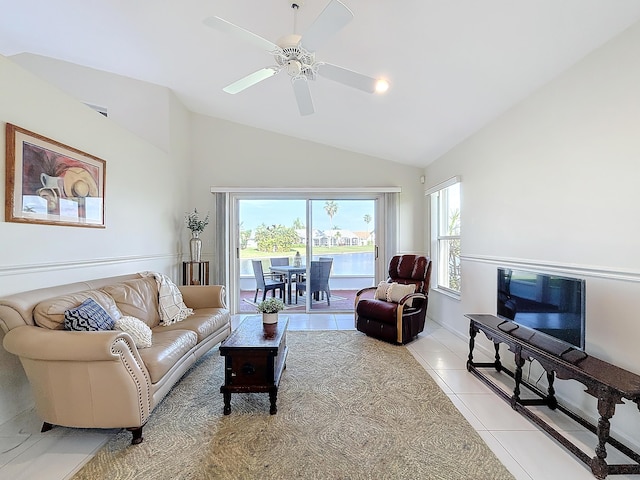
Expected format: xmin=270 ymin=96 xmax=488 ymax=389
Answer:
xmin=262 ymin=313 xmax=279 ymax=324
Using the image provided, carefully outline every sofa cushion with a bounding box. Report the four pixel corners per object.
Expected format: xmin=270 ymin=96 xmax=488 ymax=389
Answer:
xmin=64 ymin=298 xmax=115 ymax=331
xmin=115 ymin=316 xmax=153 ymax=348
xmin=100 ymin=277 xmax=161 ymax=328
xmin=34 ymin=290 xmax=121 ymax=330
xmin=156 ymin=308 xmax=230 ymax=343
xmin=137 ymin=329 xmax=197 ymax=384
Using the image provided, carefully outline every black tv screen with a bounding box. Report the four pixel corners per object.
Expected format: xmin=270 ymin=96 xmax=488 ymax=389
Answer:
xmin=497 ymin=268 xmax=586 ymax=350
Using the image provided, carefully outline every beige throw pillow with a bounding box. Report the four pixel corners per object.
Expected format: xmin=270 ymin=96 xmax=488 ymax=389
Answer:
xmin=115 ymin=315 xmax=153 ymax=349
xmin=373 ymin=281 xmax=417 ymax=307
xmin=374 ymin=281 xmax=392 ymax=301
xmin=386 ymin=283 xmax=416 ymax=307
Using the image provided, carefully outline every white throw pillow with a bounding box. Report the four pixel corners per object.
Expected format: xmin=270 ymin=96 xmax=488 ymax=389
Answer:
xmin=386 ymin=283 xmax=417 ymax=307
xmin=115 ymin=316 xmax=153 ymax=349
xmin=374 ymin=281 xmax=392 ymax=301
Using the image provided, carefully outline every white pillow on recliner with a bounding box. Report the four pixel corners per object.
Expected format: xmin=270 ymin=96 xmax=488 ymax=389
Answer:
xmin=387 ymin=283 xmax=416 ymax=307
xmin=374 ymin=282 xmax=416 ymax=307
xmin=374 ymin=281 xmax=392 ymax=301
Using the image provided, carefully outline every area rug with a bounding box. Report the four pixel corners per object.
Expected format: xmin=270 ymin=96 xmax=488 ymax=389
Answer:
xmin=72 ymin=331 xmax=514 ymax=480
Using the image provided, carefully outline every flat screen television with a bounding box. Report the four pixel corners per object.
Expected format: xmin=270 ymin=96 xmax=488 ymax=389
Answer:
xmin=497 ymin=268 xmax=586 ymax=350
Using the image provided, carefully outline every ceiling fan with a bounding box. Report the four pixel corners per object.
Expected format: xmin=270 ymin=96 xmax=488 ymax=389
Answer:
xmin=203 ymin=0 xmax=388 ymax=116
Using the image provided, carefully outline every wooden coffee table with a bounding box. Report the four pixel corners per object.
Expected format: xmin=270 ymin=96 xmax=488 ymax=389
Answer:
xmin=219 ymin=317 xmax=288 ymax=415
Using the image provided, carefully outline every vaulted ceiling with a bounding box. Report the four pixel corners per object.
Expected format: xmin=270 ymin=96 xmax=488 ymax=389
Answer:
xmin=2 ymin=0 xmax=640 ymax=167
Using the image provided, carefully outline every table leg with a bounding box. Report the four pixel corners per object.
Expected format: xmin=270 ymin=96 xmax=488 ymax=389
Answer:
xmin=511 ymin=347 xmax=525 ymax=409
xmin=223 ymin=390 xmax=231 ymax=415
xmin=269 ymin=387 xmax=278 ymax=414
xmin=591 ymin=395 xmax=617 ymax=479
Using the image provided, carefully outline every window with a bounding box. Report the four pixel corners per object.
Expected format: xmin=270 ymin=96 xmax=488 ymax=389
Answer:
xmin=428 ymin=178 xmax=461 ymax=295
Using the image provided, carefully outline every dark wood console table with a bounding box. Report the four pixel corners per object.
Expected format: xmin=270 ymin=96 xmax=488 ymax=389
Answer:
xmin=466 ymin=314 xmax=640 ymax=479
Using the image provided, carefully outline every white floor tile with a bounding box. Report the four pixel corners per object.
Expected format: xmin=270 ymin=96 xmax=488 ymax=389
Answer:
xmin=447 ymin=394 xmax=487 ymax=431
xmin=424 ymin=369 xmax=453 ymax=394
xmin=457 ymin=393 xmax=540 ymax=431
xmin=476 ymin=431 xmax=533 ymax=480
xmin=413 ymin=348 xmax=467 ymax=370
xmin=491 ymin=430 xmax=598 ymax=480
xmin=433 ymin=368 xmax=495 ymax=394
xmin=0 ymin=432 xmax=110 ymax=480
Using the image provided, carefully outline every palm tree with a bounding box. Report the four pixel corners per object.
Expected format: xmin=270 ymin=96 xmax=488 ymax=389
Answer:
xmin=324 ymin=201 xmax=338 ymax=231
xmin=363 ymin=213 xmax=372 ymax=245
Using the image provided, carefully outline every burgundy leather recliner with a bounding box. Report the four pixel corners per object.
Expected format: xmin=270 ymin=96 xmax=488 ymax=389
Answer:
xmin=355 ymin=254 xmax=432 ymax=345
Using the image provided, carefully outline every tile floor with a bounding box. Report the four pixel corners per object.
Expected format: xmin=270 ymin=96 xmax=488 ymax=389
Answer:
xmin=1 ymin=314 xmax=638 ymax=480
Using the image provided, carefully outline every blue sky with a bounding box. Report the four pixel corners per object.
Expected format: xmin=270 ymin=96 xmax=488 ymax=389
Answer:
xmin=239 ymin=199 xmax=375 ymax=232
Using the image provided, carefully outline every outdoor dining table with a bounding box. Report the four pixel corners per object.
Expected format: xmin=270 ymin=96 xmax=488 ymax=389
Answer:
xmin=269 ymin=265 xmax=306 ymax=304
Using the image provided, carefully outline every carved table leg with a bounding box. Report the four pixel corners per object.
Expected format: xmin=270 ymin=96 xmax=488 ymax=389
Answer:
xmin=591 ymin=394 xmax=617 ymax=479
xmin=546 ymin=371 xmax=558 ymax=410
xmin=467 ymin=322 xmax=477 ymax=371
xmin=493 ymin=342 xmax=502 ymax=372
xmin=511 ymin=347 xmax=525 ymax=409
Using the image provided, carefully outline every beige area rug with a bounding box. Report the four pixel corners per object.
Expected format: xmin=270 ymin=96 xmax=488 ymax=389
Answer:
xmin=73 ymin=331 xmax=514 ymax=480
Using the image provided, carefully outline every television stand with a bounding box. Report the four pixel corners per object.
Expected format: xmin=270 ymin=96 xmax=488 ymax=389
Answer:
xmin=465 ymin=314 xmax=640 ymax=479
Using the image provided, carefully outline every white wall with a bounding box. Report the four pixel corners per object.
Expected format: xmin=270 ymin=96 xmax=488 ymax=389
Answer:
xmin=189 ymin=114 xmax=426 ymax=256
xmin=425 ymin=21 xmax=640 ymax=447
xmin=10 ymin=53 xmax=174 ymax=154
xmin=0 ymin=54 xmax=191 ymax=423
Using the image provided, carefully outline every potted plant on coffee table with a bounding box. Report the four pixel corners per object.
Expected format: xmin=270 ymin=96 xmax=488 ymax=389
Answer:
xmin=256 ymin=297 xmax=285 ymax=324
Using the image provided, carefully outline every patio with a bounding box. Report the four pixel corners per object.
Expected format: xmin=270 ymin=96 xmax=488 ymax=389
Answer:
xmin=238 ymin=288 xmax=359 ymax=313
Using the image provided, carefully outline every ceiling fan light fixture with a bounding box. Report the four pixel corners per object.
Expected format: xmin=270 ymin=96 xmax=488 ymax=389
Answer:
xmin=375 ymin=79 xmax=390 ymax=94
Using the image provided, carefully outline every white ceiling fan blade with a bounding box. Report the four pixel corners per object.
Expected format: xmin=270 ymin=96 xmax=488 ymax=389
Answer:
xmin=203 ymin=16 xmax=279 ymax=52
xmin=300 ymin=0 xmax=354 ymax=52
xmin=292 ymin=78 xmax=315 ymax=116
xmin=223 ymin=68 xmax=279 ymax=94
xmin=317 ymin=63 xmax=377 ymax=93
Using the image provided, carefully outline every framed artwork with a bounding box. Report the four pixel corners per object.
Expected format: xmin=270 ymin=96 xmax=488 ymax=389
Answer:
xmin=5 ymin=123 xmax=106 ymax=228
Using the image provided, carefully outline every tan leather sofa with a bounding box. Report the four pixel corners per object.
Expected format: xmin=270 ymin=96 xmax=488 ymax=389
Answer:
xmin=0 ymin=273 xmax=231 ymax=444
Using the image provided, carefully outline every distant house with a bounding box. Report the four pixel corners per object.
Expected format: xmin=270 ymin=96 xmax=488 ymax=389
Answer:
xmin=313 ymin=229 xmax=361 ymax=246
xmin=353 ymin=231 xmax=374 ymax=246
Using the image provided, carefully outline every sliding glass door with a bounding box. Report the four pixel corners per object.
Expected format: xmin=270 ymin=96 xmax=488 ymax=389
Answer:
xmin=232 ymin=194 xmax=382 ymax=314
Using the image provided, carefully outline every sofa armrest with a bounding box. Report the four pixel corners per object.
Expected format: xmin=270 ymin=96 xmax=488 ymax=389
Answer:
xmin=3 ymin=325 xmax=138 ymax=361
xmin=178 ymin=285 xmax=227 ymax=310
xmin=3 ymin=325 xmax=153 ymax=430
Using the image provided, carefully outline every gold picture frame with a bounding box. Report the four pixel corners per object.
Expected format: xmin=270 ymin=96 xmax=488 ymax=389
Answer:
xmin=5 ymin=123 xmax=106 ymax=228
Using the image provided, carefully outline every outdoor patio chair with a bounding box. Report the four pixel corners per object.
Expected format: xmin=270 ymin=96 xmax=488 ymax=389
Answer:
xmin=318 ymin=257 xmax=333 ymax=300
xmin=252 ymin=260 xmax=285 ymax=302
xmin=295 ymin=260 xmax=332 ymax=306
xmin=354 ymin=254 xmax=432 ymax=345
xmin=270 ymin=257 xmax=290 ymax=282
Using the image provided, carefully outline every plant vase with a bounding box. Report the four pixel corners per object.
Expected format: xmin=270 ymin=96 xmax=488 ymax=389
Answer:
xmin=190 ymin=232 xmax=202 ymax=262
xmin=262 ymin=312 xmax=278 ymax=325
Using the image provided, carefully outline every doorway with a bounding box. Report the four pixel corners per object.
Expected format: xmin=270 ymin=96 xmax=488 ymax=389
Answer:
xmin=232 ymin=194 xmax=382 ymax=314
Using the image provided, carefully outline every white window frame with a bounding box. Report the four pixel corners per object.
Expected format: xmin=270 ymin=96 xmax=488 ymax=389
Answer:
xmin=426 ymin=177 xmax=461 ymax=297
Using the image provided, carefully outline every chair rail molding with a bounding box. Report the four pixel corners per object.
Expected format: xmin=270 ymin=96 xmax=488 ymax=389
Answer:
xmin=0 ymin=253 xmax=179 ymax=277
xmin=462 ymin=254 xmax=640 ymax=283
